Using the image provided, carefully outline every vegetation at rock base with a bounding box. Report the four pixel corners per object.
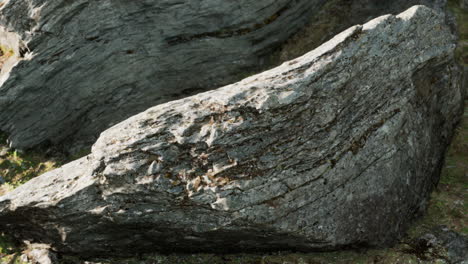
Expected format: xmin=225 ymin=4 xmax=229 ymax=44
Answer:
xmin=0 ymin=133 xmax=63 ymax=196
xmin=450 ymin=0 xmax=468 ymax=63
xmin=0 ymin=233 xmax=25 ymax=264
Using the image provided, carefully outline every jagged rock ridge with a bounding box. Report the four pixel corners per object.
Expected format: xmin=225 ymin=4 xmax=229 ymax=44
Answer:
xmin=0 ymin=5 xmax=463 ymax=258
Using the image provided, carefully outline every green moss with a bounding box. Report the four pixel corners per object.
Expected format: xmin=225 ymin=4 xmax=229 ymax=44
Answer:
xmin=0 ymin=233 xmax=27 ymax=264
xmin=0 ymin=132 xmax=75 ymax=195
xmin=0 ymin=147 xmax=60 ymax=195
xmin=0 ymin=233 xmax=16 ymax=255
xmin=0 ymin=133 xmax=7 ymax=145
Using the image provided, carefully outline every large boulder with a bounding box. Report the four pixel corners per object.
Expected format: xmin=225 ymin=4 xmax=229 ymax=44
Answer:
xmin=0 ymin=0 xmax=449 ymax=151
xmin=0 ymin=0 xmax=327 ymax=149
xmin=0 ymin=6 xmax=463 ymax=258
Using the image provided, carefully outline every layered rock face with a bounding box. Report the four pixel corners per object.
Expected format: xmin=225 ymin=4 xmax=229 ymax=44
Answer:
xmin=0 ymin=6 xmax=463 ymax=258
xmin=0 ymin=0 xmax=449 ymax=150
xmin=0 ymin=0 xmax=327 ymax=149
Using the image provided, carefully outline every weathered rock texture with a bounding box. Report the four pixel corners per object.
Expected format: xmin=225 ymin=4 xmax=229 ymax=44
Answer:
xmin=411 ymin=226 xmax=468 ymax=263
xmin=0 ymin=0 xmax=450 ymax=150
xmin=0 ymin=6 xmax=463 ymax=258
xmin=0 ymin=0 xmax=327 ymax=150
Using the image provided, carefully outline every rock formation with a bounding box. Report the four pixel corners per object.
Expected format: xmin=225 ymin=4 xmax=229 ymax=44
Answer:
xmin=0 ymin=0 xmax=450 ymax=150
xmin=0 ymin=5 xmax=463 ymax=258
xmin=0 ymin=0 xmax=327 ymax=149
xmin=410 ymin=226 xmax=468 ymax=263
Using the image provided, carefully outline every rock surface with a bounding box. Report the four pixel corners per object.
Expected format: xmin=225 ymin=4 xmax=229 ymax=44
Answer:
xmin=0 ymin=0 xmax=327 ymax=150
xmin=0 ymin=6 xmax=463 ymax=258
xmin=409 ymin=226 xmax=468 ymax=263
xmin=0 ymin=0 xmax=450 ymax=151
xmin=23 ymin=243 xmax=58 ymax=264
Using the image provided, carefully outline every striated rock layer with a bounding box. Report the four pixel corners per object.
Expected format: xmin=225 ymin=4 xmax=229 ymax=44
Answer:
xmin=0 ymin=6 xmax=464 ymax=258
xmin=0 ymin=0 xmax=327 ymax=149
